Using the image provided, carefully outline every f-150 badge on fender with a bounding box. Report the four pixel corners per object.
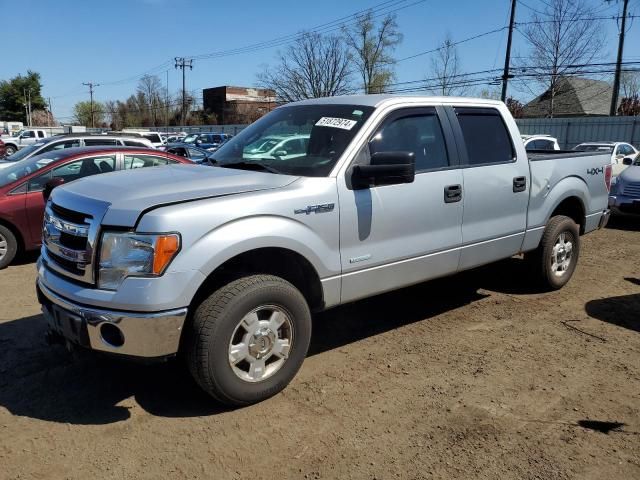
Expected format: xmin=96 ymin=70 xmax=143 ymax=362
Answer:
xmin=294 ymin=203 xmax=335 ymax=215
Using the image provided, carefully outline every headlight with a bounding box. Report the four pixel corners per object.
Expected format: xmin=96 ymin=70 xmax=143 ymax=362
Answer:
xmin=98 ymin=232 xmax=180 ymax=290
xmin=611 ymin=176 xmax=623 ymax=194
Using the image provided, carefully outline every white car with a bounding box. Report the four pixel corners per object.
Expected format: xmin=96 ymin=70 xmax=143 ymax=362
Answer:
xmin=243 ymin=134 xmax=310 ymax=160
xmin=121 ymin=130 xmax=166 ymax=148
xmin=521 ymin=135 xmax=560 ymax=152
xmin=573 ymin=142 xmax=638 ymax=165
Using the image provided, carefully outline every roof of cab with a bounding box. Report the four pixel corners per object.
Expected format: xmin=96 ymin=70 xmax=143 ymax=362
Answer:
xmin=287 ymin=94 xmax=505 ymax=109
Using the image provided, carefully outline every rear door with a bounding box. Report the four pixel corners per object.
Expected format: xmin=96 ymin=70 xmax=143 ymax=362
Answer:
xmin=446 ymin=106 xmax=529 ymax=270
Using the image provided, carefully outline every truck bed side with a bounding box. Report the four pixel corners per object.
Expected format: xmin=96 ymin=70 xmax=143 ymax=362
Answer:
xmin=522 ymin=150 xmax=610 ymax=251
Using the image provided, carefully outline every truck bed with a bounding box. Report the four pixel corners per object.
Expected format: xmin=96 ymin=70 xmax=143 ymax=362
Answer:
xmin=523 ymin=149 xmax=611 ymax=252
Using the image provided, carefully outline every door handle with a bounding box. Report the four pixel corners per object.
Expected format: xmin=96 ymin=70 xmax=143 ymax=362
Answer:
xmin=513 ymin=176 xmax=527 ymax=193
xmin=444 ymin=184 xmax=462 ymax=203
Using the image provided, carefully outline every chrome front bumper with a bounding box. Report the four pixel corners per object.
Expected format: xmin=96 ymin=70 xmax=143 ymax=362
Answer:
xmin=37 ymin=279 xmax=188 ymax=358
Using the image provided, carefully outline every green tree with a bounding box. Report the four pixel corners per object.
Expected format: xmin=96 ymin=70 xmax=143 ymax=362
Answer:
xmin=73 ymin=100 xmax=105 ymax=126
xmin=0 ymin=71 xmax=46 ymax=123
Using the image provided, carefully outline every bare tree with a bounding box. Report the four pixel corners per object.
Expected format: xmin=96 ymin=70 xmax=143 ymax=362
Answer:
xmin=137 ymin=74 xmax=163 ymax=126
xmin=428 ymin=33 xmax=467 ymax=96
xmin=343 ymin=11 xmax=402 ymax=94
xmin=620 ymin=71 xmax=640 ymax=99
xmin=520 ymin=0 xmax=605 ymax=117
xmin=259 ymin=32 xmax=352 ymax=102
xmin=31 ymin=109 xmax=58 ymax=126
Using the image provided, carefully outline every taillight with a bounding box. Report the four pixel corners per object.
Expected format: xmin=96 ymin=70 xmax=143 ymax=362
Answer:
xmin=604 ymin=164 xmax=612 ymax=192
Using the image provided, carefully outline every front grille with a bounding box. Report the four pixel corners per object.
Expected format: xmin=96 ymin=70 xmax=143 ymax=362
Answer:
xmin=51 ymin=203 xmax=91 ymax=224
xmin=623 ymin=181 xmax=640 ymax=198
xmin=43 ymin=202 xmax=95 ymax=283
xmin=48 ymin=251 xmax=86 ymax=276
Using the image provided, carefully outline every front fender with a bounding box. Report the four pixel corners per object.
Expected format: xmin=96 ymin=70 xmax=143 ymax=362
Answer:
xmin=174 ymin=214 xmax=340 ymax=281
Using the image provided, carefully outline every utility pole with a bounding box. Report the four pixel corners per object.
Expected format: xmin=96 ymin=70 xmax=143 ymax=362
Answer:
xmin=501 ymin=0 xmax=517 ymax=102
xmin=48 ymin=97 xmax=53 ymax=127
xmin=23 ymin=89 xmax=29 ymax=126
xmin=27 ymin=89 xmax=32 ymax=127
xmin=175 ymin=57 xmax=193 ymax=126
xmin=610 ymin=0 xmax=630 ymax=116
xmin=82 ymin=81 xmax=100 ymax=127
xmin=166 ymin=69 xmax=170 ymax=133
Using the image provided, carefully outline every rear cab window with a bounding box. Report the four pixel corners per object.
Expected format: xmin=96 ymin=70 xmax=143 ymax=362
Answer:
xmin=454 ymin=107 xmax=515 ymax=166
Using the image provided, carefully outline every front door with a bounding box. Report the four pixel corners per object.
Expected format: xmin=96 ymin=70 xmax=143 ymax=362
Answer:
xmin=338 ymin=106 xmax=463 ymax=303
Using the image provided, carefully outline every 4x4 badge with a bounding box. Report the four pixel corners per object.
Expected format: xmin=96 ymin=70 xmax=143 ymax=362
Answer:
xmin=294 ymin=203 xmax=335 ymax=215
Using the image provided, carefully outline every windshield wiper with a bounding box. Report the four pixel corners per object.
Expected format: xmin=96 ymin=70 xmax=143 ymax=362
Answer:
xmin=218 ymin=161 xmax=281 ymax=174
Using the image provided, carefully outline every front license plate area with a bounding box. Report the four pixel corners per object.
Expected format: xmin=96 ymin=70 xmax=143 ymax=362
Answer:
xmin=47 ymin=305 xmax=90 ymax=347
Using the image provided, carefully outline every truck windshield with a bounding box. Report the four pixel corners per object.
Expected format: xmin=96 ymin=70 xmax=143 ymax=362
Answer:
xmin=212 ymin=104 xmax=374 ymax=177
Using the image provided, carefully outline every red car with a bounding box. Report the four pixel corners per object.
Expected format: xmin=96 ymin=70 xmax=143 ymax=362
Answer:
xmin=0 ymin=146 xmax=192 ymax=268
xmin=0 ymin=138 xmax=6 ymax=158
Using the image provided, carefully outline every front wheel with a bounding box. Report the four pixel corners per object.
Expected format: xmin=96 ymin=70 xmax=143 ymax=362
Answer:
xmin=528 ymin=215 xmax=580 ymax=290
xmin=4 ymin=145 xmax=16 ymax=157
xmin=0 ymin=225 xmax=18 ymax=269
xmin=186 ymin=274 xmax=312 ymax=406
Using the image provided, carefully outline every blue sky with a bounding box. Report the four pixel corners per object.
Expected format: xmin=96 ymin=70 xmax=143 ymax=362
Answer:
xmin=5 ymin=0 xmax=640 ymax=122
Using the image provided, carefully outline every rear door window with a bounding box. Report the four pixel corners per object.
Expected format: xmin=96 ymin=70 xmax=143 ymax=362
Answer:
xmin=124 ymin=154 xmax=175 ymax=168
xmin=454 ymin=108 xmax=515 ymax=166
xmin=84 ymin=138 xmax=118 ymax=146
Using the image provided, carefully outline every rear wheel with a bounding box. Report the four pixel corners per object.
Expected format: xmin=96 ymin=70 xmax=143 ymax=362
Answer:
xmin=0 ymin=225 xmax=18 ymax=269
xmin=529 ymin=215 xmax=580 ymax=290
xmin=186 ymin=274 xmax=312 ymax=406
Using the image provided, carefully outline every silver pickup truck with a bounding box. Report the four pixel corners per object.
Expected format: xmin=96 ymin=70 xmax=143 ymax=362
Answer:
xmin=37 ymin=95 xmax=612 ymax=405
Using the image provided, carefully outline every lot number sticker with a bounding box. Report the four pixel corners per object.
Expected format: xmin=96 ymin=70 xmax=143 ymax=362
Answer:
xmin=315 ymin=117 xmax=358 ymax=130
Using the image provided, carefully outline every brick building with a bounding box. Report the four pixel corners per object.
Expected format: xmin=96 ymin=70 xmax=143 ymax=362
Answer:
xmin=203 ymin=86 xmax=277 ymax=124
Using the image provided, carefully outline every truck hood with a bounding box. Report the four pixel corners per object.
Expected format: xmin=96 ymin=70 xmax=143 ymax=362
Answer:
xmin=51 ymin=164 xmax=298 ymax=227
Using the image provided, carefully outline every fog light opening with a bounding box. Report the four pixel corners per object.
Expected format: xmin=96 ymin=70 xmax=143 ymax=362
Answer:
xmin=100 ymin=323 xmax=125 ymax=348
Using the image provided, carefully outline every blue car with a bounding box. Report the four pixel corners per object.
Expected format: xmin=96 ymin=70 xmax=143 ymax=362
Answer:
xmin=182 ymin=132 xmax=231 ymax=151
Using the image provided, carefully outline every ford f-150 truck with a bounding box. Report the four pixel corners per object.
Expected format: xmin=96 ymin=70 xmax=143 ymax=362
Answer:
xmin=37 ymin=95 xmax=611 ymax=406
xmin=3 ymin=128 xmax=56 ymax=156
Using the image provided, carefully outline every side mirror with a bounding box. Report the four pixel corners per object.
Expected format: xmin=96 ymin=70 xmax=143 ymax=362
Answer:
xmin=622 ymin=157 xmax=633 ymax=166
xmin=351 ymin=151 xmax=415 ymax=189
xmin=273 ymin=150 xmax=288 ymax=157
xmin=43 ymin=177 xmax=65 ymax=200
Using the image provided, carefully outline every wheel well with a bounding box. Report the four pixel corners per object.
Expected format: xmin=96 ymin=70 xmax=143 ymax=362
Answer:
xmin=0 ymin=218 xmax=24 ymax=252
xmin=550 ymin=197 xmax=585 ymax=234
xmin=192 ymin=247 xmax=324 ymax=312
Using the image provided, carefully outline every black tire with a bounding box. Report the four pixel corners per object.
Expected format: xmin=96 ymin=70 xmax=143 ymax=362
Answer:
xmin=4 ymin=145 xmax=16 ymax=157
xmin=186 ymin=274 xmax=312 ymax=406
xmin=528 ymin=215 xmax=580 ymax=290
xmin=0 ymin=225 xmax=18 ymax=269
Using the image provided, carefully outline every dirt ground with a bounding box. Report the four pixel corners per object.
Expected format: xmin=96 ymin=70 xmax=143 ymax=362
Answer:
xmin=0 ymin=219 xmax=639 ymax=480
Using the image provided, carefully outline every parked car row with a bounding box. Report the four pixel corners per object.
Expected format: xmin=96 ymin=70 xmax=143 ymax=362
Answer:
xmin=0 ymin=146 xmax=194 ymax=268
xmin=0 ymin=134 xmax=154 ymax=169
